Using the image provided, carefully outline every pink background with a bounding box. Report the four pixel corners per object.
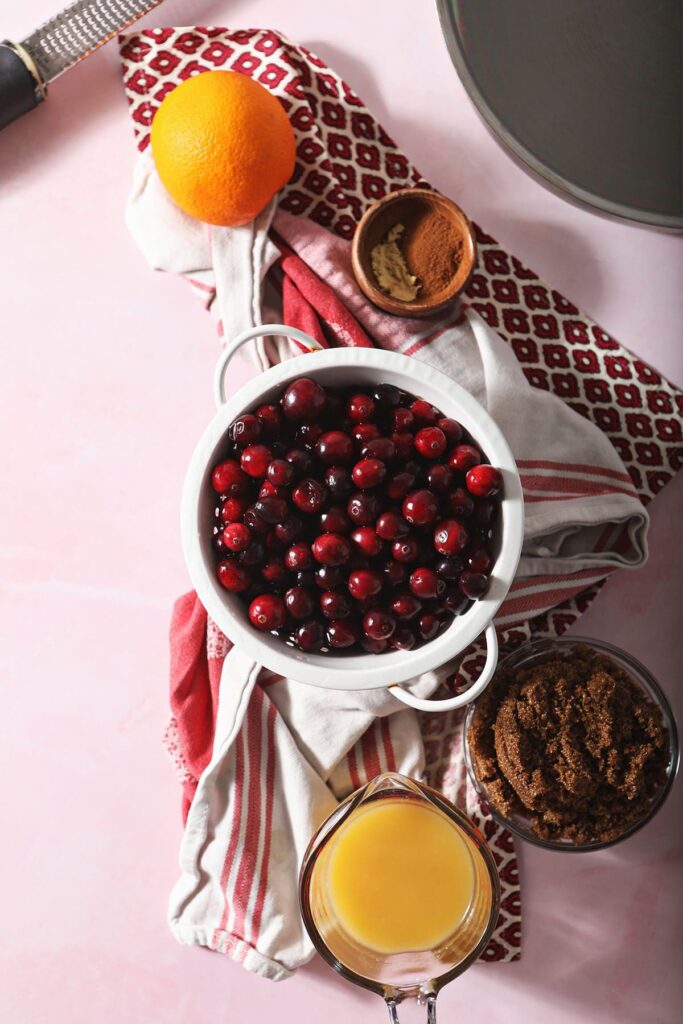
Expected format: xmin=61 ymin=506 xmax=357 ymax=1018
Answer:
xmin=1 ymin=2 xmax=681 ymax=1022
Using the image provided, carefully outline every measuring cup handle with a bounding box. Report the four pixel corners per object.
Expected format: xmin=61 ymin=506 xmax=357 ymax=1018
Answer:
xmin=386 ymin=992 xmax=438 ymax=1022
xmin=388 ymin=625 xmax=498 ymax=713
xmin=213 ymin=324 xmax=325 ymax=408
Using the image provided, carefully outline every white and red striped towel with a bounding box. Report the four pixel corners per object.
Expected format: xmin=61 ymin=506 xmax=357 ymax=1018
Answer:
xmin=128 ymin=164 xmax=648 ymax=979
xmin=119 ymin=26 xmax=680 ymax=982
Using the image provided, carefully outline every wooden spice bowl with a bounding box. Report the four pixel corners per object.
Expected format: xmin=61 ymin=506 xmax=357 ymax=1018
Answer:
xmin=351 ymin=188 xmax=477 ymax=318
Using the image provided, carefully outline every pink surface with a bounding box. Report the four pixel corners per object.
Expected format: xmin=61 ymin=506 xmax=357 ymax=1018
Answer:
xmin=1 ymin=2 xmax=681 ymax=1022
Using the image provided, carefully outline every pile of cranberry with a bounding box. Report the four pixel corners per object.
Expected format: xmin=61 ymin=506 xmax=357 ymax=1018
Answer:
xmin=211 ymin=377 xmax=502 ymax=655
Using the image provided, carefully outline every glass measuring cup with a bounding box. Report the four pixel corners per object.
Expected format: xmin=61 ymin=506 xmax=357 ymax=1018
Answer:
xmin=299 ymin=773 xmax=500 ymax=1021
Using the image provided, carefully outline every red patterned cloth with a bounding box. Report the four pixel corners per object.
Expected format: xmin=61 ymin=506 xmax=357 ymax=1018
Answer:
xmin=120 ymin=27 xmax=681 ymax=973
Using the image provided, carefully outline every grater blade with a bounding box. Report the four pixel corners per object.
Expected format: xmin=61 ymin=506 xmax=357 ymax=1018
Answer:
xmin=20 ymin=0 xmax=163 ymax=85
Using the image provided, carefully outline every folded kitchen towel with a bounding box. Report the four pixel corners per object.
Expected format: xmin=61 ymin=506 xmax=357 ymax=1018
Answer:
xmin=131 ymin=173 xmax=649 ymax=978
xmin=120 ymin=26 xmax=680 ymax=982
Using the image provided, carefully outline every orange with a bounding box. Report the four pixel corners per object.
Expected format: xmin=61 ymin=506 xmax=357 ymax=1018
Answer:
xmin=150 ymin=70 xmax=296 ymax=227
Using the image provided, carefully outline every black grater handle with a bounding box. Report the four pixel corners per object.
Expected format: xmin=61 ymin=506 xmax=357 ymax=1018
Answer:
xmin=0 ymin=42 xmax=44 ymax=130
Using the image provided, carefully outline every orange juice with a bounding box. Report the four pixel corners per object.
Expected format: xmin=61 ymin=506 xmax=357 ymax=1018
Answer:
xmin=325 ymin=797 xmax=475 ymax=954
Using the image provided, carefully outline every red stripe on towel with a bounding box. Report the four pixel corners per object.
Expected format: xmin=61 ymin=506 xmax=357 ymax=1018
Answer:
xmin=361 ymin=723 xmax=382 ymax=781
xmin=231 ymin=687 xmax=265 ymax=942
xmin=517 ymin=459 xmax=632 ymax=485
xmin=380 ymin=717 xmax=397 ymax=773
xmin=347 ymin=744 xmax=362 ymax=790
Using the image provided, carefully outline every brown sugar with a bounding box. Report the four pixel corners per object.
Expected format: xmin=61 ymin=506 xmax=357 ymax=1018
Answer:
xmin=401 ymin=206 xmax=463 ymax=297
xmin=467 ymin=645 xmax=670 ymax=844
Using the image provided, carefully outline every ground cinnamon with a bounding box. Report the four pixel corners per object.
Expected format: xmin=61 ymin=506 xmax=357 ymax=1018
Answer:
xmin=401 ymin=205 xmax=463 ymax=297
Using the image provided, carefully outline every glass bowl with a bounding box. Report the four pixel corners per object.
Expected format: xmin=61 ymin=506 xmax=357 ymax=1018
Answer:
xmin=463 ymin=636 xmax=679 ymax=852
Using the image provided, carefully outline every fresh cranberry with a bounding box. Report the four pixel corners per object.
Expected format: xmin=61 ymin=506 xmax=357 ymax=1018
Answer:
xmin=391 ymin=591 xmax=422 ymax=621
xmin=425 ymin=464 xmax=454 ymax=493
xmin=458 ymin=571 xmax=490 ymax=599
xmin=260 ymin=559 xmax=289 ymax=590
xmin=295 ymin=620 xmax=324 ymax=652
xmin=295 ymin=570 xmax=316 ymax=589
xmin=361 ymin=437 xmax=396 ymax=462
xmin=285 ymin=586 xmax=315 ymax=620
xmin=373 ymin=384 xmax=401 ymax=411
xmin=348 ymin=569 xmax=382 ymax=600
xmin=363 ymin=609 xmax=396 ymax=640
xmin=391 ymin=431 xmax=415 ymax=460
xmin=352 ymin=422 xmax=381 ymax=446
xmin=414 ymin=427 xmax=447 ymax=459
xmin=255 ymin=497 xmax=288 ymax=524
xmin=239 ymin=541 xmax=266 ymax=567
xmin=285 ymin=448 xmax=314 ymax=479
xmin=324 ymin=466 xmax=353 ymax=498
xmin=220 ymin=496 xmax=249 ymax=523
xmin=361 ymin=635 xmax=388 ymax=654
xmin=275 ymin=515 xmax=305 ymax=545
xmin=322 ymin=390 xmax=345 ymax=424
xmin=327 ymin=619 xmax=360 ymax=649
xmin=243 ymin=506 xmax=269 ymax=535
xmin=409 ymin=567 xmax=445 ymax=599
xmin=265 ymin=531 xmax=282 ymax=553
xmin=433 ymin=519 xmax=469 ymax=556
xmin=320 ymin=590 xmax=353 ymax=619
xmin=296 ymin=423 xmax=323 ymax=448
xmin=448 ymin=444 xmax=482 ymax=472
xmin=249 ymin=594 xmax=286 ymax=631
xmin=446 ymin=488 xmax=475 ymax=517
xmin=417 ymin=613 xmax=440 ymax=642
xmin=212 ymin=460 xmax=249 ymax=496
xmin=281 ymin=377 xmax=327 ymax=422
xmin=386 ymin=470 xmax=416 ymax=500
xmin=312 ymin=533 xmax=352 ymax=566
xmin=443 ymin=585 xmax=468 ymax=614
xmin=473 ymin=500 xmax=497 ymax=528
xmin=352 ymin=458 xmax=386 ymax=489
xmin=347 ymin=393 xmax=375 ymax=423
xmin=228 ymin=414 xmax=261 ymax=447
xmin=403 ymin=489 xmax=439 ymax=526
xmin=318 ymin=506 xmax=351 ymax=534
xmin=315 ymin=565 xmax=344 ymax=590
xmin=267 ymin=459 xmax=294 ymax=486
xmin=258 ymin=480 xmax=286 ymax=500
xmin=222 ymin=523 xmax=251 ymax=552
xmin=241 ymin=444 xmax=272 ymax=478
xmin=466 ymin=464 xmax=503 ymax=498
xmin=347 ymin=492 xmax=381 ymax=526
xmin=410 ymin=399 xmax=438 ymax=426
xmin=284 ymin=543 xmax=313 ymax=571
xmin=383 ymin=560 xmax=406 ymax=586
xmin=213 ymin=530 xmax=230 ymax=556
xmin=217 ymin=560 xmax=251 ymax=592
xmin=391 ymin=628 xmax=416 ymax=651
xmin=437 ymin=417 xmax=464 ymax=444
xmin=392 ymin=408 xmax=414 ymax=432
xmin=255 ymin=403 xmax=285 ymax=435
xmin=391 ymin=536 xmax=421 ymax=563
xmin=435 ymin=556 xmax=465 ymax=580
xmin=292 ymin=478 xmax=327 ymax=514
xmin=376 ymin=511 xmax=409 ymax=541
xmin=316 ymin=431 xmax=355 ymax=465
xmin=351 ymin=526 xmax=383 ymax=557
xmin=466 ymin=547 xmax=493 ymax=574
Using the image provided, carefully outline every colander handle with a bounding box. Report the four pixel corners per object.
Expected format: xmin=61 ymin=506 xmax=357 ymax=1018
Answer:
xmin=214 ymin=324 xmax=325 ymax=408
xmin=388 ymin=625 xmax=498 ymax=713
